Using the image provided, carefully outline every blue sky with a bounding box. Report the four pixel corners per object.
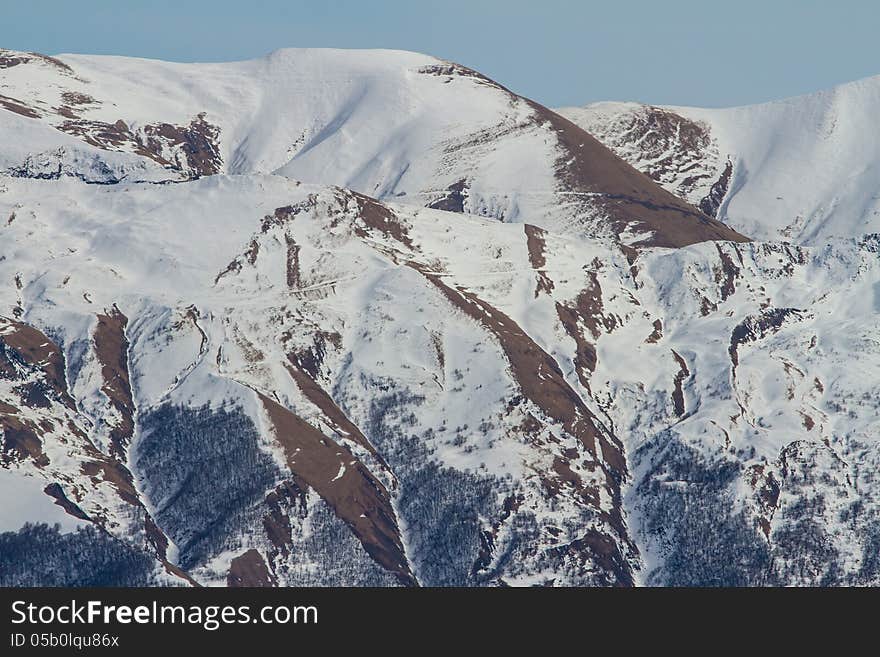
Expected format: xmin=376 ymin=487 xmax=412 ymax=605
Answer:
xmin=2 ymin=0 xmax=878 ymax=108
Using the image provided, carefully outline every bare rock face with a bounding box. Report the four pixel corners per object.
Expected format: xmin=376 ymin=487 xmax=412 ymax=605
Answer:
xmin=557 ymin=103 xmax=733 ymax=220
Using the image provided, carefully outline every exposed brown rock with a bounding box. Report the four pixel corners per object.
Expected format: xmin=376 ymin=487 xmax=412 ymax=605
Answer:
xmin=227 ymin=549 xmax=276 ymax=587
xmin=545 ymin=528 xmax=635 ymax=587
xmin=0 ymin=322 xmax=181 ymax=580
xmin=747 ymin=464 xmax=781 ymax=539
xmin=30 ymin=53 xmax=74 ymax=74
xmin=243 ymin=238 xmax=260 ymax=265
xmin=54 ymin=106 xmax=78 ymax=120
xmin=0 ymin=94 xmax=40 ymax=119
xmin=418 ymin=63 xmax=502 ymax=88
xmin=412 ymin=265 xmax=628 ymax=527
xmin=645 ymin=319 xmax=663 ymax=344
xmin=0 ymin=418 xmax=48 ymax=467
xmin=59 ymin=118 xmax=131 ymax=150
xmin=408 ymin=262 xmax=640 ymax=584
xmin=284 ymin=357 xmax=386 ymax=465
xmin=263 ymin=480 xmax=308 ymax=555
xmin=555 ymin=304 xmax=597 ymax=390
xmin=214 ymin=257 xmax=243 ymax=285
xmin=284 ymin=330 xmax=341 ymax=379
xmin=545 ymin=457 xmax=600 ymax=507
xmin=554 ymin=273 xmax=615 ymax=388
xmin=729 ymin=308 xmax=806 ymax=369
xmin=0 ymin=51 xmax=31 ymax=68
xmin=419 ymin=62 xmax=748 ymax=248
xmin=285 ymin=234 xmax=301 ymax=288
xmin=800 ymin=412 xmax=815 ymax=431
xmin=57 ymin=113 xmax=222 ymax=177
xmin=79 ymin=449 xmax=139 ymax=507
xmin=162 ymin=561 xmax=200 ymax=586
xmin=139 ymin=113 xmax=223 ymax=176
xmin=77 ymin=438 xmax=180 ymax=569
xmin=531 ymin=102 xmax=748 ymax=248
xmin=348 ymin=190 xmax=413 ymax=247
xmin=0 ymin=317 xmax=75 ymax=408
xmin=61 ymin=91 xmax=97 ymax=106
xmin=424 ymin=273 xmax=615 ymax=465
xmin=431 ymin=332 xmax=445 ymax=372
xmin=562 ymin=104 xmax=738 ymax=222
xmin=262 ymin=201 xmax=314 ymax=232
xmin=715 ymin=243 xmax=741 ymax=302
xmin=524 ymin=224 xmax=554 ymax=296
xmin=54 ymin=93 xmax=98 ymax=121
xmin=259 ymin=394 xmax=416 ymax=585
xmin=0 ymin=50 xmax=74 ymax=74
xmin=699 ymin=296 xmax=717 ymax=316
xmin=143 ymin=514 xmax=170 ymax=560
xmin=524 ymin=224 xmax=547 ymax=269
xmin=93 ymin=307 xmax=134 ymax=459
xmin=0 ymin=320 xmax=85 ymax=468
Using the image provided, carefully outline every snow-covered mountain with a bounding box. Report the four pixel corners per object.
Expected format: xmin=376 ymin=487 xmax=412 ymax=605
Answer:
xmin=559 ymin=75 xmax=880 ymax=244
xmin=2 ymin=47 xmax=878 ymax=587
xmin=0 ymin=47 xmax=742 ymax=248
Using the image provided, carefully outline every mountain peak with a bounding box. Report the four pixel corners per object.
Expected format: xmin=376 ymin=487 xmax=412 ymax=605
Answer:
xmin=0 ymin=46 xmax=743 ymax=248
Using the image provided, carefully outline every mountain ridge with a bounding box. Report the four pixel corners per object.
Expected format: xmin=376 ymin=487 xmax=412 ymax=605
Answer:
xmin=2 ymin=47 xmax=878 ymax=587
xmin=559 ymin=72 xmax=880 ymax=244
xmin=0 ymin=46 xmax=745 ymax=248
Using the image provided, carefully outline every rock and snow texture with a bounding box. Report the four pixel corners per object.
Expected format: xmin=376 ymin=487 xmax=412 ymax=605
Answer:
xmin=0 ymin=176 xmax=638 ymax=586
xmin=0 ymin=47 xmax=741 ymax=247
xmin=0 ymin=47 xmax=878 ymax=587
xmin=559 ymin=74 xmax=880 ymax=244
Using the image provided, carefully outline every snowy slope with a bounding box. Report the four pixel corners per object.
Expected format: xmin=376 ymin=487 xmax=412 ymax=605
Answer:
xmin=0 ymin=47 xmax=741 ymax=248
xmin=559 ymin=75 xmax=880 ymax=244
xmin=4 ymin=171 xmax=877 ymax=587
xmin=2 ymin=46 xmax=878 ymax=587
xmin=0 ymin=175 xmax=644 ymax=585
